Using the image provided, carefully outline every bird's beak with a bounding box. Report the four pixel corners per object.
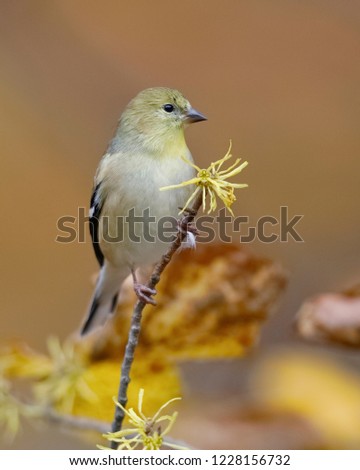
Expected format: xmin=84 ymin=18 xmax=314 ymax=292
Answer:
xmin=185 ymin=107 xmax=207 ymax=124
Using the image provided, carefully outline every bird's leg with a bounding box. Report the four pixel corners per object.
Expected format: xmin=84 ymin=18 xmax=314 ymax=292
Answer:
xmin=177 ymin=208 xmax=199 ymax=237
xmin=177 ymin=209 xmax=198 ymax=250
xmin=184 ymin=222 xmax=199 ymax=236
xmin=131 ymin=268 xmax=157 ymax=305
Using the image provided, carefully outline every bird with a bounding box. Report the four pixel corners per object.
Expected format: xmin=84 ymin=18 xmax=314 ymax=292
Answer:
xmin=80 ymin=87 xmax=206 ymax=335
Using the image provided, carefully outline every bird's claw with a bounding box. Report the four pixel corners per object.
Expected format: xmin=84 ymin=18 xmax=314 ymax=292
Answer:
xmin=134 ymin=283 xmax=157 ymax=306
xmin=178 ymin=219 xmax=199 ymax=237
xmin=186 ymin=222 xmax=199 ymax=236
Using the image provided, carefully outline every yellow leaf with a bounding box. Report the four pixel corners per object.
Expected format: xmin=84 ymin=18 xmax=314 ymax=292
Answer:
xmin=251 ymin=350 xmax=360 ymax=448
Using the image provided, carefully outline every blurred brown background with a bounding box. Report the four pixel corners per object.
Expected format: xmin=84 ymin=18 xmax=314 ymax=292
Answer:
xmin=1 ymin=0 xmax=360 ymax=449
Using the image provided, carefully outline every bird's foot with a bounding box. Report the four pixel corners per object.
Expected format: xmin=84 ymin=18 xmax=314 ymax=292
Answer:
xmin=177 ymin=206 xmax=198 ymax=240
xmin=177 ymin=218 xmax=199 ymax=237
xmin=133 ymin=283 xmax=157 ymax=305
xmin=185 ymin=222 xmax=199 ymax=236
xmin=177 ymin=220 xmax=198 ymax=250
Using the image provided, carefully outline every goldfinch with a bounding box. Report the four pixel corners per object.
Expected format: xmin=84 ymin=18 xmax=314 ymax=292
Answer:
xmin=81 ymin=87 xmax=206 ymax=335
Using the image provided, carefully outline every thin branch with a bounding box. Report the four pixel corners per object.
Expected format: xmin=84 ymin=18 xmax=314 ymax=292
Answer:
xmin=45 ymin=408 xmax=192 ymax=449
xmin=44 ymin=409 xmax=194 ymax=449
xmin=110 ymin=192 xmax=203 ymax=448
xmin=44 ymin=408 xmax=110 ymax=434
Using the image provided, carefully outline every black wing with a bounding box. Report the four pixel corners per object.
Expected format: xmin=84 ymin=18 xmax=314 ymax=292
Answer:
xmin=89 ymin=183 xmax=104 ymax=267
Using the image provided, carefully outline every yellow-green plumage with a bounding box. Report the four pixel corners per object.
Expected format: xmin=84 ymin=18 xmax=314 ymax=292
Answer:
xmin=81 ymin=87 xmax=206 ymax=335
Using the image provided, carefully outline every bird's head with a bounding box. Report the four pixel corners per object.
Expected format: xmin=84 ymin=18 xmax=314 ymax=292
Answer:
xmin=118 ymin=87 xmax=206 ymax=152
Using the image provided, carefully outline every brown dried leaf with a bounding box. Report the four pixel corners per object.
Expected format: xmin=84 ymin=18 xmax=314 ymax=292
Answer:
xmin=91 ymin=244 xmax=287 ymax=360
xmin=250 ymin=350 xmax=360 ymax=449
xmin=296 ymin=288 xmax=360 ymax=347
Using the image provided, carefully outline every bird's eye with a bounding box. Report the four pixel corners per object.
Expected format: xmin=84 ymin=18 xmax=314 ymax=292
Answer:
xmin=163 ymin=104 xmax=174 ymax=113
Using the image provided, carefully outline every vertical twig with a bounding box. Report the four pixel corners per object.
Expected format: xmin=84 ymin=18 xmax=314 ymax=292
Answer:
xmin=110 ymin=193 xmax=203 ymax=448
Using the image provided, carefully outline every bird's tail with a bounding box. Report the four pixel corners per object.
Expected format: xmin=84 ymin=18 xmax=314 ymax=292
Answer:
xmin=80 ymin=261 xmax=128 ymax=335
